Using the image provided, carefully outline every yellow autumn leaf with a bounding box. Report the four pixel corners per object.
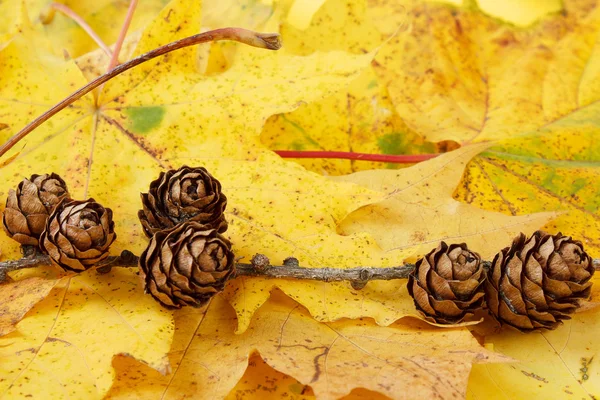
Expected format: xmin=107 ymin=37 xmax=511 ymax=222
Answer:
xmin=11 ymin=0 xmax=166 ymax=58
xmin=0 ymin=268 xmax=172 ymax=398
xmin=107 ymin=292 xmax=509 ymax=399
xmin=0 ymin=0 xmax=598 ymax=398
xmin=0 ymin=277 xmax=57 ymax=336
xmin=476 ymin=0 xmax=563 ymax=26
xmin=260 ymin=0 xmax=442 ymax=175
xmin=334 ymin=143 xmax=557 ymax=259
xmin=467 ymin=276 xmax=600 ymax=398
xmin=223 ymin=144 xmax=556 ymax=333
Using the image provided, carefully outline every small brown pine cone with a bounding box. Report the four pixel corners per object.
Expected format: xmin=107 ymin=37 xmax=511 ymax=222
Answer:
xmin=138 ymin=166 xmax=228 ymax=238
xmin=486 ymin=231 xmax=594 ymax=331
xmin=2 ymin=173 xmax=69 ymax=245
xmin=40 ymin=198 xmax=116 ymax=272
xmin=408 ymin=242 xmax=485 ymax=324
xmin=138 ymin=221 xmax=235 ymax=308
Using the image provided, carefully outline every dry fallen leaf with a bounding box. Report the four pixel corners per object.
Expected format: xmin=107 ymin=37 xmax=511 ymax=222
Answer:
xmin=0 ymin=0 xmax=598 ymax=398
xmin=467 ymin=275 xmax=600 ymax=398
xmin=334 ymin=143 xmax=556 ymax=260
xmin=107 ymin=291 xmax=510 ymax=399
xmin=0 ymin=268 xmax=172 ymax=398
xmin=0 ymin=277 xmax=58 ymax=336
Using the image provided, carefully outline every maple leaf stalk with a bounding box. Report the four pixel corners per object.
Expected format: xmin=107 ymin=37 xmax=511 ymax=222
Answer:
xmin=0 ymin=28 xmax=282 ymax=159
xmin=1 ymin=251 xmax=599 ymax=289
xmin=274 ymin=150 xmax=438 ymax=164
xmin=41 ymin=3 xmax=113 ymax=58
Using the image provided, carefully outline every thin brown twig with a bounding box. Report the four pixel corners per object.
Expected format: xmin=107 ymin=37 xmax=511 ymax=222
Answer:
xmin=1 ymin=252 xmax=599 ymax=290
xmin=0 ymin=28 xmax=281 ymax=159
xmin=43 ymin=3 xmax=113 ymax=58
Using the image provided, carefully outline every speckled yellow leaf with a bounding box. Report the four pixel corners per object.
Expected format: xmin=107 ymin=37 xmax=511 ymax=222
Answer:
xmin=0 ymin=277 xmax=58 ymax=336
xmin=261 ymin=66 xmax=442 ymax=175
xmin=467 ymin=275 xmax=600 ymax=399
xmin=18 ymin=0 xmax=166 ymax=58
xmin=451 ymin=0 xmax=600 ymax=256
xmin=0 ymin=268 xmax=172 ymax=399
xmin=372 ymin=0 xmax=598 ymax=144
xmin=456 ymin=132 xmax=600 ymax=258
xmin=334 ymin=144 xmax=556 ymax=259
xmin=107 ymin=292 xmax=509 ymax=400
xmin=261 ymin=0 xmax=442 ymax=175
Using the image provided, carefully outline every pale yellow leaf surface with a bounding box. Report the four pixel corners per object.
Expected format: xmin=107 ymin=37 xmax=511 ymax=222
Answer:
xmin=0 ymin=277 xmax=58 ymax=336
xmin=261 ymin=0 xmax=443 ymax=176
xmin=476 ymin=0 xmax=563 ymax=26
xmin=0 ymin=268 xmax=172 ymax=399
xmin=451 ymin=0 xmax=600 ymax=257
xmin=371 ymin=0 xmax=599 ymax=144
xmin=107 ymin=291 xmax=509 ymax=400
xmin=286 ymin=0 xmax=327 ymax=30
xmin=467 ymin=276 xmax=600 ymax=399
xmin=334 ymin=144 xmax=557 ymax=259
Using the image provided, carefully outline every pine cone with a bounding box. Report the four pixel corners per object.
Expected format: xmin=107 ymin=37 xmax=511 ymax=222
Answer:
xmin=40 ymin=198 xmax=116 ymax=272
xmin=408 ymin=242 xmax=485 ymax=324
xmin=486 ymin=231 xmax=594 ymax=331
xmin=138 ymin=166 xmax=228 ymax=238
xmin=138 ymin=221 xmax=235 ymax=308
xmin=2 ymin=173 xmax=69 ymax=245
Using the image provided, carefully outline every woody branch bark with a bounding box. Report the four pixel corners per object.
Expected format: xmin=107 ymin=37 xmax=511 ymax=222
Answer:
xmin=1 ymin=251 xmax=599 ymax=289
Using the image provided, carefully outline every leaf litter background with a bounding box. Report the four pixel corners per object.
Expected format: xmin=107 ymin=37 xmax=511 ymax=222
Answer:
xmin=0 ymin=0 xmax=599 ymax=398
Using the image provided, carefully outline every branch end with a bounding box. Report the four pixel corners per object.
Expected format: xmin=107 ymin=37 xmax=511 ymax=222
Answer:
xmin=257 ymin=33 xmax=282 ymax=50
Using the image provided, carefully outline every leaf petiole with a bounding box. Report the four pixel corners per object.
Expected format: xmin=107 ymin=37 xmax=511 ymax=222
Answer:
xmin=0 ymin=28 xmax=282 ymax=159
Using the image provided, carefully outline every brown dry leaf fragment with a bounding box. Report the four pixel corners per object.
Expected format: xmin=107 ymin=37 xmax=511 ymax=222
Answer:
xmin=107 ymin=291 xmax=509 ymax=400
xmin=0 ymin=277 xmax=58 ymax=336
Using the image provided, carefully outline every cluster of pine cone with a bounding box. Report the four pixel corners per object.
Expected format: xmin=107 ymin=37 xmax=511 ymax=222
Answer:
xmin=136 ymin=166 xmax=235 ymax=309
xmin=2 ymin=167 xmax=235 ymax=310
xmin=407 ymin=233 xmax=595 ymax=331
xmin=2 ymin=173 xmax=116 ymax=271
xmin=3 ymin=168 xmax=595 ymax=332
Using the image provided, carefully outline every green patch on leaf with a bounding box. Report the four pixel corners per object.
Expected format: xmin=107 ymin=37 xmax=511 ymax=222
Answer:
xmin=290 ymin=140 xmax=306 ymax=151
xmin=377 ymin=132 xmax=406 ymax=155
xmin=125 ymin=106 xmax=166 ymax=134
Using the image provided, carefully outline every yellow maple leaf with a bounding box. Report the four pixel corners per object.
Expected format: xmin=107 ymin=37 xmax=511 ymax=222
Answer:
xmin=106 ymin=292 xmax=510 ymax=399
xmin=1 ymin=0 xmax=597 ymax=398
xmin=0 ymin=268 xmax=172 ymax=398
xmin=0 ymin=277 xmax=57 ymax=336
xmin=467 ymin=276 xmax=600 ymax=398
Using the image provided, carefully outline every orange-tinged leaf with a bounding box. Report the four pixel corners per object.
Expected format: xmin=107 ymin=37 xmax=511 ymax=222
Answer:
xmin=0 ymin=277 xmax=58 ymax=336
xmin=107 ymin=292 xmax=509 ymax=399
